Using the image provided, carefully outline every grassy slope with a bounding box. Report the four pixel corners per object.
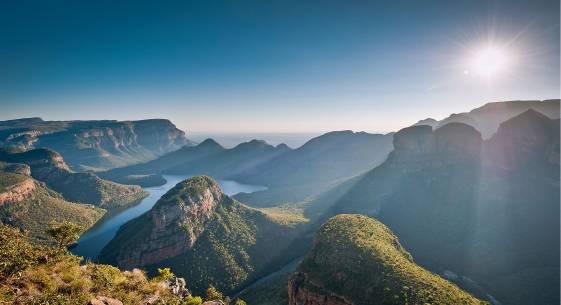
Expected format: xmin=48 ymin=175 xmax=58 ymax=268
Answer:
xmin=0 ymin=172 xmax=105 ymax=243
xmin=0 ymin=225 xmax=203 ymax=305
xmin=0 ymin=149 xmax=148 ymax=209
xmin=299 ymin=214 xmax=486 ymax=305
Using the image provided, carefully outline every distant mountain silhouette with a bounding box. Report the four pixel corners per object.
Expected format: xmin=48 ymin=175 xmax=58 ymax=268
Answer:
xmin=415 ymin=99 xmax=559 ymax=138
xmin=234 ymin=130 xmax=393 ymax=206
xmin=0 ymin=118 xmax=193 ymax=171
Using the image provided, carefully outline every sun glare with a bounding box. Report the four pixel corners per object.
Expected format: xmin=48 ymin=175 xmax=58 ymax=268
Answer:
xmin=466 ymin=45 xmax=512 ymax=80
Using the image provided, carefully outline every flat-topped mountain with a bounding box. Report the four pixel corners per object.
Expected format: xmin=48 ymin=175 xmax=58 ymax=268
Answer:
xmin=415 ymin=99 xmax=559 ymax=138
xmin=0 ymin=118 xmax=193 ymax=171
xmin=100 ymin=176 xmax=302 ymax=295
xmin=0 ymin=148 xmax=147 ymax=209
xmin=289 ymin=214 xmax=486 ymax=305
xmin=329 ymin=111 xmax=560 ymax=305
xmin=0 ymin=171 xmax=104 ymax=242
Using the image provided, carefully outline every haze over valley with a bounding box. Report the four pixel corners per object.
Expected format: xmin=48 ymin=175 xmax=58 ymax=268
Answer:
xmin=0 ymin=1 xmax=559 ymax=305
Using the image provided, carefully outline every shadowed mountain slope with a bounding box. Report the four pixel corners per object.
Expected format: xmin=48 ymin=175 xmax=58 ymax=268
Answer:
xmin=415 ymin=99 xmax=559 ymax=138
xmin=329 ymin=111 xmax=560 ymax=305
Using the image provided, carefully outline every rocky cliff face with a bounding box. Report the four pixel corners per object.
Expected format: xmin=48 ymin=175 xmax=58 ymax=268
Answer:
xmin=288 ymin=272 xmax=353 ymax=305
xmin=115 ymin=176 xmax=224 ymax=269
xmin=100 ymin=176 xmax=300 ymax=295
xmin=0 ymin=149 xmax=146 ymax=209
xmin=0 ymin=171 xmax=104 ymax=242
xmin=0 ymin=176 xmax=35 ymax=206
xmin=0 ymin=118 xmax=193 ymax=170
xmin=393 ymin=123 xmax=482 ymax=158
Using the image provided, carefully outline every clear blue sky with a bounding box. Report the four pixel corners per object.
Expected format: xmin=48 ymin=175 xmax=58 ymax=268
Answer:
xmin=1 ymin=0 xmax=559 ymax=133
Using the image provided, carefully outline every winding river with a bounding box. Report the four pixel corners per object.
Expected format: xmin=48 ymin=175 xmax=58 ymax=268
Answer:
xmin=71 ymin=175 xmax=266 ymax=260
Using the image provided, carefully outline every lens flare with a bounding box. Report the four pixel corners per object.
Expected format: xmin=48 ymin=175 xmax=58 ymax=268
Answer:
xmin=467 ymin=45 xmax=511 ymax=79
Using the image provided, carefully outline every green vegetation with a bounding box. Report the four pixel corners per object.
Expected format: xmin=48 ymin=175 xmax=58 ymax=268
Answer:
xmin=205 ymin=285 xmax=224 ymax=301
xmin=0 ymin=172 xmax=104 ymax=243
xmin=0 ymin=171 xmax=28 ymax=192
xmin=46 ymin=221 xmax=83 ymax=250
xmin=0 ymin=148 xmax=149 ymax=209
xmin=100 ymin=176 xmax=304 ymax=296
xmin=238 ymin=273 xmax=288 ymax=305
xmin=298 ymin=214 xmax=486 ymax=305
xmin=0 ymin=224 xmax=209 ymax=305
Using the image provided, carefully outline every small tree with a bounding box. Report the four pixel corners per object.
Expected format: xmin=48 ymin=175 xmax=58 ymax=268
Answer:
xmin=183 ymin=296 xmax=203 ymax=305
xmin=45 ymin=221 xmax=82 ymax=250
xmin=233 ymin=298 xmax=247 ymax=305
xmin=205 ymin=285 xmax=224 ymax=301
xmin=155 ymin=267 xmax=174 ymax=281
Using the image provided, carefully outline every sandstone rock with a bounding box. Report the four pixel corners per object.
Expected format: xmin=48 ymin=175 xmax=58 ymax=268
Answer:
xmin=89 ymin=296 xmax=123 ymax=305
xmin=434 ymin=122 xmax=482 ymax=156
xmin=288 ymin=272 xmax=352 ymax=305
xmin=0 ymin=178 xmax=35 ymax=206
xmin=392 ymin=125 xmax=434 ymax=155
xmin=202 ymin=301 xmax=225 ymax=305
xmin=166 ymin=276 xmax=191 ymax=297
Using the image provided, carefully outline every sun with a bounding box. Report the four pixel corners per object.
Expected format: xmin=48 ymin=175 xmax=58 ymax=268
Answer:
xmin=466 ymin=45 xmax=512 ymax=80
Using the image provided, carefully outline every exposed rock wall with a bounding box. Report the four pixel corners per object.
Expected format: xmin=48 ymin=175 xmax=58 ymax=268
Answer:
xmin=288 ymin=272 xmax=353 ymax=305
xmin=0 ymin=178 xmax=35 ymax=205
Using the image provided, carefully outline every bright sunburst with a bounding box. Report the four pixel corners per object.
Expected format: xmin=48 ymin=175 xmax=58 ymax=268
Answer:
xmin=465 ymin=45 xmax=512 ymax=80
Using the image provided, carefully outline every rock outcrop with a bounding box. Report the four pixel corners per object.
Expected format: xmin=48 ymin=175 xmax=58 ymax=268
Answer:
xmin=0 ymin=148 xmax=147 ymax=209
xmin=421 ymin=99 xmax=559 ymax=138
xmin=100 ymin=176 xmax=299 ymax=295
xmin=115 ymin=176 xmax=224 ymax=268
xmin=391 ymin=122 xmax=482 ymax=164
xmin=0 ymin=172 xmax=104 ymax=242
xmin=0 ymin=162 xmax=31 ymax=176
xmin=288 ymin=272 xmax=352 ymax=305
xmin=0 ymin=177 xmax=35 ymax=205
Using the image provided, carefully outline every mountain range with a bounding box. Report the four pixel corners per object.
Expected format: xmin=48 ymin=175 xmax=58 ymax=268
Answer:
xmin=0 ymin=98 xmax=559 ymax=305
xmin=0 ymin=118 xmax=193 ymax=171
xmin=329 ymin=109 xmax=560 ymax=305
xmin=414 ymin=99 xmax=559 ymax=138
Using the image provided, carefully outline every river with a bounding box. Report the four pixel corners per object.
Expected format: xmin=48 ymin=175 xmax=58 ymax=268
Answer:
xmin=71 ymin=175 xmax=266 ymax=260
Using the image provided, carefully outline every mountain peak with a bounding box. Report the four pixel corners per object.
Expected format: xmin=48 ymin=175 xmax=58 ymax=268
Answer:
xmin=232 ymin=139 xmax=274 ymax=151
xmin=157 ymin=175 xmax=223 ymax=209
xmin=197 ymin=138 xmax=223 ymax=149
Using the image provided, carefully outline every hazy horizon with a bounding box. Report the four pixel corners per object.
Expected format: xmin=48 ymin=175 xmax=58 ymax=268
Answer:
xmin=1 ymin=1 xmax=559 ymax=133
